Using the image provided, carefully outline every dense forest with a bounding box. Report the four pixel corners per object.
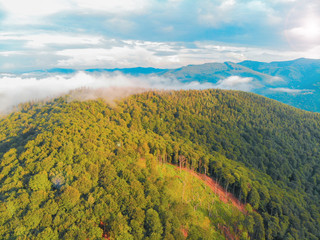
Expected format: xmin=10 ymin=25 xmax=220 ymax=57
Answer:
xmin=1 ymin=89 xmax=320 ymax=239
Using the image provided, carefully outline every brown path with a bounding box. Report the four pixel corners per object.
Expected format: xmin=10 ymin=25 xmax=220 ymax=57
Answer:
xmin=174 ymin=165 xmax=247 ymax=214
xmin=200 ymin=173 xmax=246 ymax=213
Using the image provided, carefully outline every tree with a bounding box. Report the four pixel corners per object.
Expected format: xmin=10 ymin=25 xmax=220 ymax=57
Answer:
xmin=187 ymin=225 xmax=206 ymax=240
xmin=37 ymin=227 xmax=59 ymax=240
xmin=248 ymin=187 xmax=260 ymax=209
xmin=145 ymin=209 xmax=163 ymax=240
xmin=29 ymin=171 xmax=51 ymax=191
xmin=60 ymin=186 xmax=80 ymax=209
xmin=252 ymin=212 xmax=265 ymax=240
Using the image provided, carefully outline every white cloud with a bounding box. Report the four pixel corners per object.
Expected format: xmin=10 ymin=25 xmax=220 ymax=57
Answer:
xmin=0 ymin=71 xmax=216 ymax=112
xmin=0 ymin=51 xmax=22 ymax=56
xmin=0 ymin=32 xmax=103 ymax=49
xmin=1 ymin=32 xmax=316 ymax=72
xmin=25 ymin=34 xmax=103 ymax=49
xmin=55 ymin=42 xmax=189 ymax=69
xmin=56 ymin=47 xmax=156 ymax=68
xmin=270 ymin=88 xmax=314 ymax=94
xmin=192 ymin=41 xmax=309 ymax=63
xmin=285 ymin=18 xmax=320 ymax=48
xmin=0 ymin=0 xmax=70 ymax=24
xmin=197 ymin=0 xmax=282 ymax=28
xmin=1 ymin=63 xmax=16 ymax=70
xmin=104 ymin=18 xmax=137 ymax=34
xmin=0 ymin=72 xmax=134 ymax=112
xmin=215 ymin=76 xmax=257 ymax=91
xmin=74 ymin=0 xmax=151 ymax=15
xmin=304 ymin=45 xmax=320 ymax=59
xmin=0 ymin=0 xmax=151 ymax=25
xmin=271 ymin=0 xmax=296 ymax=3
xmin=0 ymin=0 xmax=318 ymax=73
xmin=197 ymin=0 xmax=236 ymax=27
xmin=283 ymin=1 xmax=320 ymax=50
xmin=54 ymin=42 xmax=249 ymax=69
xmin=265 ymin=76 xmax=285 ymax=84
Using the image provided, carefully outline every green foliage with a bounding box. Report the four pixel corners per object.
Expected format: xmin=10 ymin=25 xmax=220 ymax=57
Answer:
xmin=60 ymin=186 xmax=80 ymax=209
xmin=37 ymin=227 xmax=59 ymax=240
xmin=248 ymin=187 xmax=260 ymax=209
xmin=187 ymin=225 xmax=207 ymax=240
xmin=29 ymin=171 xmax=51 ymax=191
xmin=1 ymin=89 xmax=320 ymax=239
xmin=145 ymin=208 xmax=163 ymax=240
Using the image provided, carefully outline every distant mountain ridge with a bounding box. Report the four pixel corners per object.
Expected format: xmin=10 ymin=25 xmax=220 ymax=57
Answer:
xmin=37 ymin=58 xmax=320 ymax=112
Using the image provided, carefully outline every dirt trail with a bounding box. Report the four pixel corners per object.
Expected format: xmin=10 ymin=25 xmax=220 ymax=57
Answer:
xmin=177 ymin=166 xmax=247 ymax=214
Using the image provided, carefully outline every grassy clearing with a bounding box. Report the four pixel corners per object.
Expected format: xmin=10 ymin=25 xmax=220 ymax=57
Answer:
xmin=153 ymin=162 xmax=249 ymax=239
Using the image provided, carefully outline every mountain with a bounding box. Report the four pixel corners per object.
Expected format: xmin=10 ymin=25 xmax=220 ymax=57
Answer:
xmin=32 ymin=58 xmax=319 ymax=112
xmin=159 ymin=58 xmax=320 ymax=112
xmin=161 ymin=62 xmax=270 ymax=83
xmin=238 ymin=58 xmax=320 ymax=112
xmin=238 ymin=58 xmax=320 ymax=90
xmin=72 ymin=58 xmax=319 ymax=112
xmin=1 ymin=89 xmax=320 ymax=239
xmin=86 ymin=67 xmax=166 ymax=75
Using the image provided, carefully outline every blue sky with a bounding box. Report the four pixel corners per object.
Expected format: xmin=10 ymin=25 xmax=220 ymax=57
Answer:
xmin=0 ymin=0 xmax=319 ymax=72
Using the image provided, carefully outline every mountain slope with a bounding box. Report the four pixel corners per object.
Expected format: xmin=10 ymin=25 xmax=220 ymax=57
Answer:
xmin=160 ymin=62 xmax=269 ymax=83
xmin=238 ymin=58 xmax=320 ymax=112
xmin=0 ymin=93 xmax=252 ymax=240
xmin=238 ymin=58 xmax=320 ymax=89
xmin=1 ymin=89 xmax=320 ymax=239
xmin=162 ymin=58 xmax=320 ymax=112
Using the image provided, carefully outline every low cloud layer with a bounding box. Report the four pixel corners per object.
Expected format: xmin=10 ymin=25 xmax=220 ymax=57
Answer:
xmin=269 ymin=87 xmax=314 ymax=94
xmin=215 ymin=76 xmax=259 ymax=91
xmin=2 ymin=71 xmax=312 ymax=113
xmin=0 ymin=71 xmax=219 ymax=113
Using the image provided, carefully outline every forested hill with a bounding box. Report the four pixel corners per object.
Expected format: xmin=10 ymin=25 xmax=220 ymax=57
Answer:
xmin=1 ymin=89 xmax=320 ymax=239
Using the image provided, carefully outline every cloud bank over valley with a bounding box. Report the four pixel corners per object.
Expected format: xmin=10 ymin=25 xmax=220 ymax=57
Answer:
xmin=0 ymin=71 xmax=220 ymax=112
